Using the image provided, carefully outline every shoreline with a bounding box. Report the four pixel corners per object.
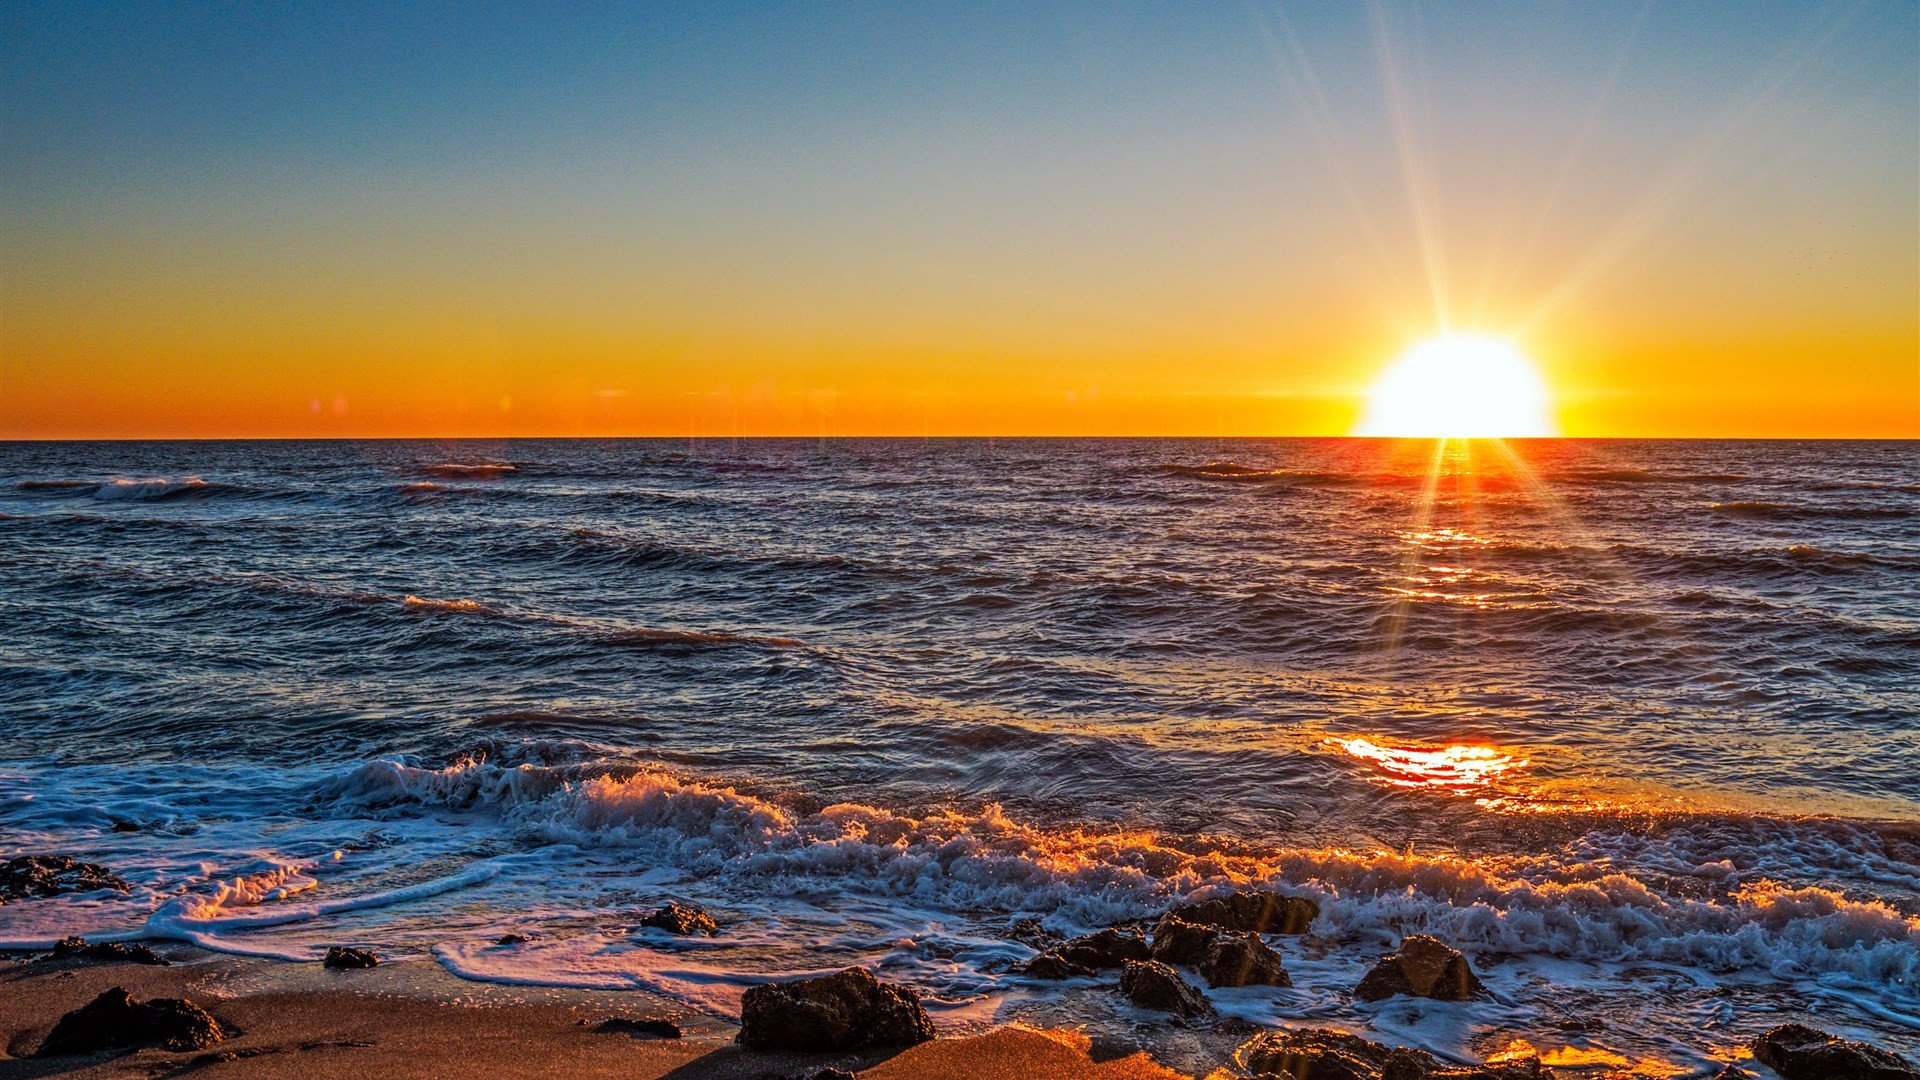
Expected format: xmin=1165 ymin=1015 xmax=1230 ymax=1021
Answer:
xmin=0 ymin=947 xmax=1185 ymax=1079
xmin=8 ymin=938 xmax=1917 ymax=1080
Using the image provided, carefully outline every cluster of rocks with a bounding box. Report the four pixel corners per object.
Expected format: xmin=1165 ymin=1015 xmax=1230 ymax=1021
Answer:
xmin=0 ymin=854 xmax=129 ymax=903
xmin=1007 ymin=891 xmax=1315 ymax=1023
xmin=1012 ymin=890 xmax=1500 ymax=1020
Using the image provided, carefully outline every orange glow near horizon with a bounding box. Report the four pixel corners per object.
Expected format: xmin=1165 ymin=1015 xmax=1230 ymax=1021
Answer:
xmin=3 ymin=6 xmax=1914 ymax=440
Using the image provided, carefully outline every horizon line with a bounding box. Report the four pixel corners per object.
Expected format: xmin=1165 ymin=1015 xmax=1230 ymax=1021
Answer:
xmin=2 ymin=434 xmax=1914 ymax=443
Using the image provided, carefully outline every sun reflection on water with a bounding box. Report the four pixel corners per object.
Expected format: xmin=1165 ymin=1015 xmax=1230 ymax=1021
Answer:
xmin=1492 ymin=1038 xmax=1690 ymax=1077
xmin=1334 ymin=736 xmax=1528 ymax=791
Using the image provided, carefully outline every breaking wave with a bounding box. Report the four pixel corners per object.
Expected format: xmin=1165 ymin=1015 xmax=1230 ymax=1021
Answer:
xmin=316 ymin=756 xmax=1920 ymax=1000
xmin=15 ymin=477 xmax=240 ymax=501
xmin=1712 ymin=500 xmax=1914 ymax=521
xmin=414 ymin=463 xmax=516 ymax=479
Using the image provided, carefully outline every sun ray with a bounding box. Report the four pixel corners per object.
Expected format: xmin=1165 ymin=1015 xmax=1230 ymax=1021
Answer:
xmin=1482 ymin=0 xmax=1654 ymax=328
xmin=1514 ymin=1 xmax=1867 ymax=337
xmin=1244 ymin=1 xmax=1423 ymax=331
xmin=1368 ymin=0 xmax=1452 ymax=332
xmin=1380 ymin=435 xmax=1451 ymax=654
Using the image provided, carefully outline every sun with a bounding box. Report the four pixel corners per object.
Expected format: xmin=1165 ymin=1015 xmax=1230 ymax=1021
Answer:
xmin=1354 ymin=335 xmax=1556 ymax=438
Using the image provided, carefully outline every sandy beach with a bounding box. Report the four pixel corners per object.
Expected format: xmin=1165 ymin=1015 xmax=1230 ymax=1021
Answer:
xmin=0 ymin=946 xmax=1185 ymax=1079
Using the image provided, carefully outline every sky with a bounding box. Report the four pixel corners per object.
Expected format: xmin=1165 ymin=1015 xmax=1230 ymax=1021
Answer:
xmin=2 ymin=0 xmax=1915 ymax=438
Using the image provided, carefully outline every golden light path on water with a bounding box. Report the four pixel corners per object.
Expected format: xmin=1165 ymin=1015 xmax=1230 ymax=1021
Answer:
xmin=1494 ymin=1038 xmax=1695 ymax=1079
xmin=1352 ymin=435 xmax=1644 ymax=815
xmin=1332 ymin=736 xmax=1527 ymax=791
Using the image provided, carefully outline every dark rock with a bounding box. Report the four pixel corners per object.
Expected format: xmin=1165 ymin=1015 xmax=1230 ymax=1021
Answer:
xmin=798 ymin=1071 xmax=857 ymax=1080
xmin=1710 ymin=1067 xmax=1752 ymax=1080
xmin=640 ymin=901 xmax=718 ymax=936
xmin=1238 ymin=1028 xmax=1545 ymax=1080
xmin=593 ymin=1016 xmax=682 ymax=1039
xmin=49 ymin=937 xmax=168 ymax=966
xmin=1168 ymin=890 xmax=1318 ymax=934
xmin=1240 ymin=1027 xmax=1391 ymax=1080
xmin=1146 ymin=914 xmax=1290 ymax=987
xmin=1054 ymin=927 xmax=1151 ymax=969
xmin=37 ymin=987 xmax=226 ymax=1056
xmin=737 ymin=967 xmax=935 ymax=1052
xmin=496 ymin=933 xmax=534 ymax=945
xmin=1198 ymin=932 xmax=1290 ymax=988
xmin=1005 ymin=917 xmax=1058 ymax=950
xmin=1752 ymin=1023 xmax=1919 ymax=1080
xmin=1118 ymin=959 xmax=1212 ymax=1017
xmin=1018 ymin=952 xmax=1094 ymax=979
xmin=0 ymin=855 xmax=129 ymax=903
xmin=322 ymin=946 xmax=379 ymax=969
xmin=110 ymin=821 xmax=143 ymax=833
xmin=1354 ymin=935 xmax=1486 ymax=1002
xmin=1150 ymin=914 xmax=1220 ymax=967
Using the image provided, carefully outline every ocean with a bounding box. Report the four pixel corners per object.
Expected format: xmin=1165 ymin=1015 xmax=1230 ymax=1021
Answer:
xmin=1 ymin=438 xmax=1915 ymax=1071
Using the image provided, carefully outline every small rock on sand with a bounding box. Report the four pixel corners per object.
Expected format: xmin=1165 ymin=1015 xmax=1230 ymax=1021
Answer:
xmin=737 ymin=967 xmax=935 ymax=1052
xmin=1751 ymin=1023 xmax=1919 ymax=1080
xmin=48 ymin=937 xmax=168 ymax=966
xmin=640 ymin=901 xmax=718 ymax=936
xmin=37 ymin=987 xmax=227 ymax=1056
xmin=323 ymin=946 xmax=379 ymax=969
xmin=1354 ymin=935 xmax=1486 ymax=1002
xmin=1118 ymin=959 xmax=1212 ymax=1017
xmin=593 ymin=1017 xmax=682 ymax=1039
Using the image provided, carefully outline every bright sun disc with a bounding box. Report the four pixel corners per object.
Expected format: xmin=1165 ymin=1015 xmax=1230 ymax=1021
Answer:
xmin=1355 ymin=335 xmax=1555 ymax=438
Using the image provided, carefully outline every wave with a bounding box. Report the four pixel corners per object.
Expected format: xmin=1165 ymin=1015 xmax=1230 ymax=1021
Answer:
xmin=597 ymin=626 xmax=804 ymax=650
xmin=14 ymin=477 xmax=240 ymax=502
xmin=1160 ymin=462 xmax=1375 ymax=488
xmin=1552 ymin=468 xmax=1750 ymax=485
xmin=401 ymin=595 xmax=496 ymax=615
xmin=1711 ymin=500 xmax=1914 ymax=521
xmin=313 ymin=756 xmax=1920 ymax=1000
xmin=1619 ymin=542 xmax=1918 ymax=581
xmin=391 ymin=588 xmax=804 ymax=650
xmin=414 ymin=463 xmax=516 ymax=479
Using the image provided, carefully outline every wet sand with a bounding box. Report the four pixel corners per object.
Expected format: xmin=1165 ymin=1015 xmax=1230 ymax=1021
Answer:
xmin=0 ymin=948 xmax=1185 ymax=1079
